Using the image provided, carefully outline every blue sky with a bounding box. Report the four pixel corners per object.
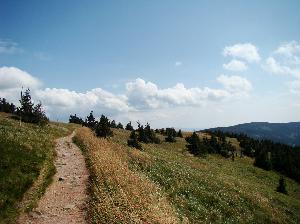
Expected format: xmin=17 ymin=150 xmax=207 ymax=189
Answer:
xmin=1 ymin=0 xmax=300 ymax=128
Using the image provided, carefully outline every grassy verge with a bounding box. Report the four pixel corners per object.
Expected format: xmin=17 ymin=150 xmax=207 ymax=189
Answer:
xmin=73 ymin=127 xmax=180 ymax=224
xmin=0 ymin=113 xmax=77 ymax=223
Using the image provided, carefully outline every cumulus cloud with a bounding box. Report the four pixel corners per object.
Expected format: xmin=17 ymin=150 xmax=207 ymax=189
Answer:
xmin=126 ymin=77 xmax=251 ymax=109
xmin=223 ymin=43 xmax=260 ymax=63
xmin=0 ymin=67 xmax=41 ymax=105
xmin=275 ymin=41 xmax=300 ymax=57
xmin=35 ymin=88 xmax=132 ymax=117
xmin=223 ymin=59 xmax=248 ymax=71
xmin=217 ymin=75 xmax=252 ymax=95
xmin=0 ymin=39 xmax=23 ymax=54
xmin=0 ymin=66 xmax=253 ymax=121
xmin=0 ymin=66 xmax=41 ymax=90
xmin=263 ymin=56 xmax=300 ymax=78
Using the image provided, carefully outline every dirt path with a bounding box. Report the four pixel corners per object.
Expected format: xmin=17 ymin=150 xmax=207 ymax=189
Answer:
xmin=18 ymin=132 xmax=89 ymax=224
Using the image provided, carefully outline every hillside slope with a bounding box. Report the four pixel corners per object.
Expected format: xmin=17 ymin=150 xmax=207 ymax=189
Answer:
xmin=205 ymin=122 xmax=300 ymax=146
xmin=0 ymin=113 xmax=76 ymax=223
xmin=75 ymin=127 xmax=300 ymax=223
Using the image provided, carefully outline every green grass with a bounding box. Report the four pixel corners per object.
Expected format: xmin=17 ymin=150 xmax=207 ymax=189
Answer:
xmin=0 ymin=113 xmax=77 ymax=223
xmin=111 ymin=129 xmax=300 ymax=223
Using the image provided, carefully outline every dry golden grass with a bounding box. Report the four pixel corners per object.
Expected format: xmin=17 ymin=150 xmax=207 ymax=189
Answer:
xmin=74 ymin=127 xmax=179 ymax=224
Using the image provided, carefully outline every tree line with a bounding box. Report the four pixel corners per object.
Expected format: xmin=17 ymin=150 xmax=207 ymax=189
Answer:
xmin=207 ymin=130 xmax=300 ymax=183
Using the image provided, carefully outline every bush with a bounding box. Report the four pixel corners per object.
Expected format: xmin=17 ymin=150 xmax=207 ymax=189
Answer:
xmin=125 ymin=121 xmax=134 ymax=131
xmin=0 ymin=98 xmax=16 ymax=114
xmin=110 ymin=120 xmax=117 ymax=128
xmin=69 ymin=114 xmax=84 ymax=125
xmin=277 ymin=176 xmax=288 ymax=194
xmin=85 ymin=111 xmax=97 ymax=129
xmin=127 ymin=131 xmax=142 ymax=150
xmin=95 ymin=115 xmax=113 ymax=138
xmin=165 ymin=133 xmax=176 ymax=143
xmin=137 ymin=122 xmax=160 ymax=144
xmin=177 ymin=129 xmax=183 ymax=138
xmin=116 ymin=122 xmax=124 ymax=129
xmin=185 ymin=132 xmax=207 ymax=156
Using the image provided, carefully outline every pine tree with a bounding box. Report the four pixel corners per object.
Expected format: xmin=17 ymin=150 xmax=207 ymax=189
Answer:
xmin=0 ymin=98 xmax=16 ymax=114
xmin=86 ymin=111 xmax=97 ymax=129
xmin=127 ymin=130 xmax=142 ymax=150
xmin=69 ymin=114 xmax=84 ymax=125
xmin=117 ymin=122 xmax=124 ymax=129
xmin=125 ymin=121 xmax=134 ymax=131
xmin=110 ymin=120 xmax=117 ymax=128
xmin=165 ymin=132 xmax=176 ymax=142
xmin=95 ymin=115 xmax=113 ymax=138
xmin=18 ymin=89 xmax=48 ymax=125
xmin=177 ymin=129 xmax=183 ymax=138
xmin=276 ymin=176 xmax=287 ymax=194
xmin=185 ymin=132 xmax=207 ymax=156
xmin=137 ymin=122 xmax=160 ymax=144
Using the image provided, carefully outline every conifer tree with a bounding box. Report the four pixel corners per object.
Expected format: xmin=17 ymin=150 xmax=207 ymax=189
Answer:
xmin=85 ymin=111 xmax=97 ymax=129
xmin=69 ymin=114 xmax=84 ymax=124
xmin=110 ymin=120 xmax=117 ymax=128
xmin=177 ymin=129 xmax=183 ymax=138
xmin=0 ymin=98 xmax=16 ymax=114
xmin=277 ymin=176 xmax=288 ymax=194
xmin=117 ymin=122 xmax=124 ymax=129
xmin=165 ymin=132 xmax=176 ymax=142
xmin=125 ymin=121 xmax=134 ymax=131
xmin=127 ymin=130 xmax=142 ymax=150
xmin=18 ymin=89 xmax=48 ymax=125
xmin=95 ymin=115 xmax=113 ymax=138
xmin=185 ymin=132 xmax=207 ymax=156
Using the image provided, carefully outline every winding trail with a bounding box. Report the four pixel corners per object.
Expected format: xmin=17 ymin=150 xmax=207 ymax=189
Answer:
xmin=18 ymin=132 xmax=89 ymax=224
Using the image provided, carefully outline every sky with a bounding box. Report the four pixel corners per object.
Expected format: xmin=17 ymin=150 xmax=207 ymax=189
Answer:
xmin=0 ymin=0 xmax=300 ymax=129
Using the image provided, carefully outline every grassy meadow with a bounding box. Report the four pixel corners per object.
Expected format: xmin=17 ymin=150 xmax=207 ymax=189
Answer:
xmin=75 ymin=127 xmax=300 ymax=224
xmin=0 ymin=113 xmax=77 ymax=223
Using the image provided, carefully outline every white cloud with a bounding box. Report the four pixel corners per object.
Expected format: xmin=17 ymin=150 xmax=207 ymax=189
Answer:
xmin=223 ymin=59 xmax=248 ymax=71
xmin=263 ymin=57 xmax=300 ymax=78
xmin=35 ymin=88 xmax=132 ymax=117
xmin=125 ymin=77 xmax=251 ymax=109
xmin=0 ymin=66 xmax=253 ymax=124
xmin=175 ymin=61 xmax=182 ymax=67
xmin=287 ymin=80 xmax=300 ymax=94
xmin=0 ymin=40 xmax=22 ymax=54
xmin=217 ymin=75 xmax=252 ymax=95
xmin=0 ymin=66 xmax=41 ymax=90
xmin=275 ymin=41 xmax=300 ymax=57
xmin=223 ymin=43 xmax=260 ymax=62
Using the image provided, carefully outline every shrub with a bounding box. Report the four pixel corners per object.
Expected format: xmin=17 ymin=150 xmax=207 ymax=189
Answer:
xmin=85 ymin=111 xmax=97 ymax=129
xmin=127 ymin=131 xmax=142 ymax=150
xmin=117 ymin=122 xmax=124 ymax=129
xmin=165 ymin=133 xmax=176 ymax=143
xmin=125 ymin=121 xmax=134 ymax=131
xmin=69 ymin=114 xmax=84 ymax=125
xmin=277 ymin=176 xmax=288 ymax=194
xmin=137 ymin=122 xmax=160 ymax=144
xmin=110 ymin=120 xmax=117 ymax=128
xmin=0 ymin=98 xmax=16 ymax=114
xmin=185 ymin=132 xmax=207 ymax=156
xmin=177 ymin=129 xmax=183 ymax=138
xmin=95 ymin=115 xmax=113 ymax=138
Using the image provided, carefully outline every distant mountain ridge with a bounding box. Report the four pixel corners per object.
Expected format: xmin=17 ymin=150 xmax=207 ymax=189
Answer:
xmin=204 ymin=122 xmax=300 ymax=146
